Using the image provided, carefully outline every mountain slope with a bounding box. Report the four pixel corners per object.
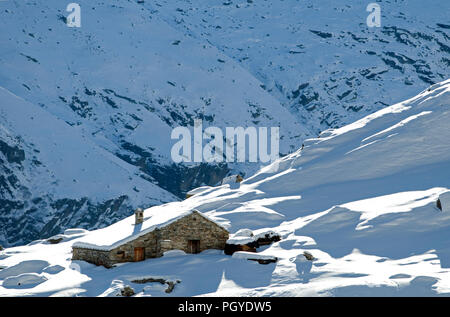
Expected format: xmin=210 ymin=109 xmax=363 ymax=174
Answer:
xmin=0 ymin=0 xmax=449 ymax=246
xmin=0 ymin=0 xmax=307 ymax=245
xmin=150 ymin=0 xmax=450 ymax=133
xmin=0 ymin=80 xmax=449 ymax=296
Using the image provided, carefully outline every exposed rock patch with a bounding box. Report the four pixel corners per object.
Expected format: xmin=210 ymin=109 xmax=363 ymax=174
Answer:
xmin=120 ymin=285 xmax=135 ymax=297
xmin=303 ymin=251 xmax=315 ymax=261
xmin=132 ymin=277 xmax=181 ymax=293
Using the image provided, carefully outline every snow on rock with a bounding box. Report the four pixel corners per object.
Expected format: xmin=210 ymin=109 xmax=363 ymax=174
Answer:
xmin=227 ymin=228 xmax=280 ymax=245
xmin=227 ymin=228 xmax=254 ymax=245
xmin=293 ymin=253 xmax=311 ymax=264
xmin=253 ymin=230 xmax=281 ymax=242
xmin=226 ymin=236 xmax=255 ymax=246
xmin=120 ymin=285 xmax=136 ymax=297
xmin=221 ymin=175 xmax=243 ymax=185
xmin=290 ymin=253 xmax=315 ymax=277
xmin=437 ymin=191 xmax=450 ymax=212
xmin=99 ymin=280 xmax=130 ymax=297
xmin=234 ymin=229 xmax=254 ymax=237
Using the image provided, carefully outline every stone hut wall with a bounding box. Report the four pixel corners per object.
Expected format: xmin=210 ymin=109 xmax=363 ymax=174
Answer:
xmin=72 ymin=247 xmax=113 ymax=268
xmin=157 ymin=211 xmax=229 ymax=256
xmin=109 ymin=231 xmax=159 ymax=263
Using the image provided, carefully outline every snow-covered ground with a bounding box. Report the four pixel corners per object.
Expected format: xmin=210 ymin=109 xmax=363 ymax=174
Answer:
xmin=1 ymin=80 xmax=449 ymax=296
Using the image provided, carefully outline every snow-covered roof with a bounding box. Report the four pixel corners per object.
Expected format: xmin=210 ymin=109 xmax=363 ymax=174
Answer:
xmin=72 ymin=205 xmax=226 ymax=251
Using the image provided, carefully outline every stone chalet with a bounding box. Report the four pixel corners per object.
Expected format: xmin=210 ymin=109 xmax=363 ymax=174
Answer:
xmin=72 ymin=206 xmax=229 ymax=268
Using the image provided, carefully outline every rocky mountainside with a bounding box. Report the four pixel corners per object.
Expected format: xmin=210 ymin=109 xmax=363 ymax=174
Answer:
xmin=0 ymin=0 xmax=448 ymax=246
xmin=151 ymin=0 xmax=449 ymax=133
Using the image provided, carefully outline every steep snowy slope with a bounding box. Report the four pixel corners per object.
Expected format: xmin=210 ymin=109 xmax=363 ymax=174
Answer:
xmin=0 ymin=87 xmax=177 ymax=246
xmin=0 ymin=80 xmax=449 ymax=296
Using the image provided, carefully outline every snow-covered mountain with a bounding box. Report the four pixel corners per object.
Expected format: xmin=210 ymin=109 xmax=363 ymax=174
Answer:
xmin=0 ymin=0 xmax=307 ymax=246
xmin=0 ymin=0 xmax=449 ymax=246
xmin=151 ymin=0 xmax=450 ymax=132
xmin=0 ymin=80 xmax=449 ymax=296
xmin=0 ymin=88 xmax=177 ymax=246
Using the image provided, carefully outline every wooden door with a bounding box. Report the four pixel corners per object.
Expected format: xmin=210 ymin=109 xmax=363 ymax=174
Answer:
xmin=188 ymin=240 xmax=200 ymax=254
xmin=134 ymin=247 xmax=145 ymax=261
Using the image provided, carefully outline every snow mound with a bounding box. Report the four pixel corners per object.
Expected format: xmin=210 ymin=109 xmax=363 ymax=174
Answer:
xmin=234 ymin=229 xmax=254 ymax=237
xmin=2 ymin=273 xmax=48 ymax=289
xmin=163 ymin=250 xmax=186 ymax=257
xmin=0 ymin=260 xmax=49 ymax=279
xmin=227 ymin=228 xmax=280 ymax=245
xmin=232 ymin=252 xmax=277 ymax=262
xmin=227 ymin=228 xmax=254 ymax=245
xmin=43 ymin=265 xmax=65 ymax=275
xmin=226 ymin=236 xmax=255 ymax=245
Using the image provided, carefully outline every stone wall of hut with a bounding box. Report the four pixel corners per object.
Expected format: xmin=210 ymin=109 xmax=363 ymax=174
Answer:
xmin=157 ymin=211 xmax=229 ymax=255
xmin=72 ymin=247 xmax=113 ymax=267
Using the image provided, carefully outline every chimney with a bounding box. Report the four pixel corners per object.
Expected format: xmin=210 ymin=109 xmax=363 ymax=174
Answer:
xmin=135 ymin=208 xmax=144 ymax=225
